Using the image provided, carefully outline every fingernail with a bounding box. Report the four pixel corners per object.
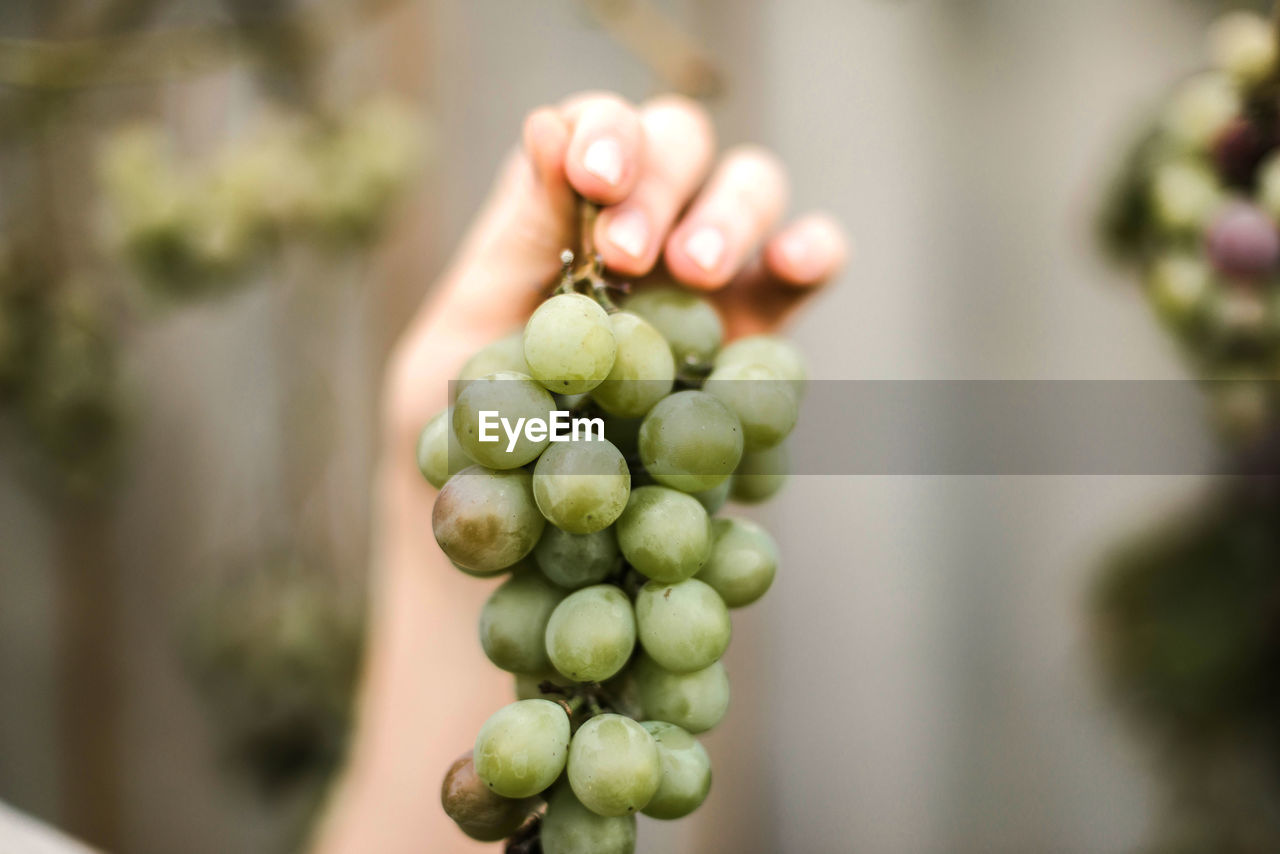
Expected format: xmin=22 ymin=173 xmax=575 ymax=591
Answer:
xmin=582 ymin=138 xmax=623 ymax=186
xmin=684 ymin=227 xmax=726 ymax=272
xmin=606 ymin=209 xmax=649 ymax=259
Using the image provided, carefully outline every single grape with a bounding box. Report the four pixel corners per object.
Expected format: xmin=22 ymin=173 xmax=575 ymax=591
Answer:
xmin=523 ymin=293 xmax=617 ymax=394
xmin=545 ymin=585 xmax=636 ymax=682
xmin=714 ymin=334 xmax=808 ymax=399
xmin=453 ymin=371 xmax=555 ymax=469
xmin=698 ymin=517 xmax=778 ymax=608
xmin=691 ymin=478 xmax=731 ymax=515
xmin=1146 ymin=253 xmax=1213 ymax=327
xmin=1162 ymin=72 xmax=1241 ymax=151
xmin=590 ymin=311 xmax=676 ymax=417
xmin=433 ymin=466 xmax=545 ymax=573
xmin=532 ymin=439 xmax=630 ymax=534
xmin=1208 ymin=10 xmax=1277 ymax=85
xmin=534 ymin=525 xmax=619 ymax=589
xmin=541 ymin=782 xmax=637 ymax=854
xmin=639 ymin=390 xmax=743 ymax=492
xmin=1149 ymin=159 xmax=1224 ymax=233
xmin=623 ymin=285 xmax=723 ymax=368
xmin=631 ymin=653 xmax=729 ymax=734
xmin=1206 ymin=201 xmax=1280 ymax=279
xmin=704 ymin=361 xmax=799 ymax=451
xmin=479 ymin=570 xmax=566 ymax=674
xmin=615 ymin=485 xmax=712 ymax=583
xmin=638 ymin=722 xmax=712 ymax=820
xmin=731 ymin=442 xmax=789 ymax=504
xmin=416 ymin=408 xmax=473 ymax=488
xmin=567 ymin=714 xmax=662 ymax=816
xmin=473 ymin=699 xmax=570 ymax=798
xmin=441 ymin=750 xmax=537 ymax=841
xmin=456 ymin=331 xmax=529 ymax=394
xmin=635 ymin=578 xmax=731 ymax=673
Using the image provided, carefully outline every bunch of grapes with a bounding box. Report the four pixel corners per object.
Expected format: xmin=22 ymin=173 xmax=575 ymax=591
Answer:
xmin=98 ymin=97 xmax=424 ymax=298
xmin=417 ymin=249 xmax=802 ymax=852
xmin=1101 ymin=9 xmax=1280 ymax=439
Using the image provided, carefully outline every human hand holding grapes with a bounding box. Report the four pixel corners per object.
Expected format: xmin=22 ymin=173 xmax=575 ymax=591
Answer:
xmin=314 ymin=92 xmax=846 ymax=854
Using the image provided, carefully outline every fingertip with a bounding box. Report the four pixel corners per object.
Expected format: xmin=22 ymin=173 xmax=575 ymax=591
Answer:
xmin=596 ymin=206 xmax=656 ymax=277
xmin=664 ymin=223 xmax=735 ymax=290
xmin=522 ymin=107 xmax=570 ymax=184
xmin=764 ymin=213 xmax=849 ymax=287
xmin=564 ymin=99 xmax=644 ymax=206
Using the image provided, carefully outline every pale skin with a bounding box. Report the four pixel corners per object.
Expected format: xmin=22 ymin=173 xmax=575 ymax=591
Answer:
xmin=312 ymin=91 xmax=847 ymax=853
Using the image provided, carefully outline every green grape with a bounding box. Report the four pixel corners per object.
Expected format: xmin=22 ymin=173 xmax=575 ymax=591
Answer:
xmin=1209 ymin=10 xmax=1277 ymax=84
xmin=691 ymin=479 xmax=731 ymax=515
xmin=453 ymin=371 xmax=555 ymax=469
xmin=639 ymin=390 xmax=743 ymax=492
xmin=545 ymin=585 xmax=635 ymax=682
xmin=631 ymin=653 xmax=729 ymax=734
xmin=635 ymin=578 xmax=731 ymax=673
xmin=532 ymin=439 xmax=630 ymax=534
xmin=479 ymin=570 xmax=566 ymax=674
xmin=534 ymin=525 xmax=618 ymax=589
xmin=541 ymin=782 xmax=637 ymax=854
xmin=441 ymin=750 xmax=537 ymax=841
xmin=590 ymin=312 xmax=675 ymax=417
xmin=433 ymin=467 xmax=545 ymax=573
xmin=513 ymin=669 xmax=575 ymax=700
xmin=602 ymin=416 xmax=642 ymax=458
xmin=714 ymin=334 xmax=807 ymax=399
xmin=1149 ymin=159 xmax=1224 ymax=233
xmin=731 ymin=442 xmax=789 ymax=504
xmin=567 ymin=714 xmax=661 ymax=816
xmin=473 ymin=699 xmax=570 ymax=798
xmin=638 ymin=721 xmax=712 ymax=819
xmin=615 ymin=485 xmax=712 ymax=583
xmin=523 ymin=293 xmax=617 ymax=394
xmin=703 ymin=361 xmax=799 ymax=451
xmin=416 ymin=408 xmax=474 ymax=488
xmin=1146 ymin=252 xmax=1212 ymax=328
xmin=697 ymin=517 xmax=778 ymax=608
xmin=456 ymin=331 xmax=529 ymax=394
xmin=1162 ymin=71 xmax=1240 ymax=151
xmin=623 ymin=286 xmax=722 ymax=368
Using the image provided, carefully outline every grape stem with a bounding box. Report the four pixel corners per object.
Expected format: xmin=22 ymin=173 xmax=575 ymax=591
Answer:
xmin=551 ymin=197 xmax=626 ymax=313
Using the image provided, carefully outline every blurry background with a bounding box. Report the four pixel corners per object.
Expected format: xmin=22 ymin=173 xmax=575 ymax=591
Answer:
xmin=0 ymin=1 xmax=1264 ymax=852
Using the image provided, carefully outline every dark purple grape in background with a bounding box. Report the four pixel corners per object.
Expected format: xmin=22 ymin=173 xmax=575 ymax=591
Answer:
xmin=1206 ymin=201 xmax=1280 ymax=279
xmin=1212 ymin=117 xmax=1276 ymax=188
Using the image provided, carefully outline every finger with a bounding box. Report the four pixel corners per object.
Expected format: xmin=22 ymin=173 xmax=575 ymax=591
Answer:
xmin=560 ymin=93 xmax=644 ymax=205
xmin=664 ymin=145 xmax=790 ymax=289
xmin=522 ymin=106 xmax=572 ymax=203
xmin=594 ymin=94 xmax=715 ymax=276
xmin=761 ymin=212 xmax=849 ymax=287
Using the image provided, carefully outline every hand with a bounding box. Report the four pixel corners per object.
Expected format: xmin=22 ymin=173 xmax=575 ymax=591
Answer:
xmin=313 ymin=92 xmax=847 ymax=854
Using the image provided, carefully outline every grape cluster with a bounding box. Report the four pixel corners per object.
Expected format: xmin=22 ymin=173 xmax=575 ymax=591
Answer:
xmin=419 ymin=265 xmax=801 ymax=851
xmin=99 ymin=97 xmax=423 ymax=297
xmin=1102 ymin=10 xmax=1280 ymax=439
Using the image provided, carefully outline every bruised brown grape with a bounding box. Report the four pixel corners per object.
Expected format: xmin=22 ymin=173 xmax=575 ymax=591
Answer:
xmin=432 ymin=466 xmax=545 ymax=573
xmin=441 ymin=750 xmax=537 ymax=842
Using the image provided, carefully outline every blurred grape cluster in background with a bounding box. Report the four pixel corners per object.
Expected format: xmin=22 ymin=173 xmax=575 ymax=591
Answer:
xmin=1095 ymin=5 xmax=1280 ymax=852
